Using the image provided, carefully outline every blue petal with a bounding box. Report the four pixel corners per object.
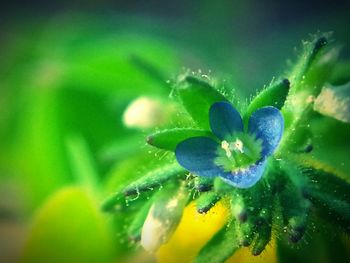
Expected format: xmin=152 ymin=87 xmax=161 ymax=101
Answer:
xmin=219 ymin=160 xmax=267 ymax=188
xmin=248 ymin=106 xmax=284 ymax=157
xmin=175 ymin=136 xmax=223 ymax=177
xmin=209 ymin=102 xmax=243 ymax=140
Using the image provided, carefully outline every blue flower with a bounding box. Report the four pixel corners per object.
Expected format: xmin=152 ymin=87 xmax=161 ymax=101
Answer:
xmin=175 ymin=102 xmax=284 ymax=188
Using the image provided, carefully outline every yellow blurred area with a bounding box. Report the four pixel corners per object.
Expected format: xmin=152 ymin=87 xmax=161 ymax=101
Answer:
xmin=157 ymin=201 xmax=277 ymax=263
xmin=157 ymin=201 xmax=229 ymax=262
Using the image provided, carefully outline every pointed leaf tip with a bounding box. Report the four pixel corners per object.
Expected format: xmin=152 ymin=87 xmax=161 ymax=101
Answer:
xmin=177 ymin=76 xmax=228 ymax=129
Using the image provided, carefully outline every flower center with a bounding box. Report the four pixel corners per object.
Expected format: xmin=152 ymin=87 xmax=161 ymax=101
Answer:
xmin=215 ymin=133 xmax=262 ymax=173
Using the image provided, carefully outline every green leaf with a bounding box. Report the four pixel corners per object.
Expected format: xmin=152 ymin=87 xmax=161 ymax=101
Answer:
xmin=102 ymin=163 xmax=185 ymax=211
xmin=287 ymin=35 xmax=329 ymax=90
xmin=252 ymin=208 xmax=272 ymax=256
xmin=147 ymin=128 xmax=212 ymax=151
xmin=252 ymin=227 xmax=272 ymax=256
xmin=194 ymin=222 xmax=239 ymax=263
xmin=177 ymin=76 xmax=228 ymax=129
xmin=194 ymin=176 xmax=214 ymax=192
xmin=244 ymin=78 xmax=290 ymax=122
xmin=100 ymin=191 xmax=125 ymax=212
xmin=65 ymin=135 xmax=99 ymax=193
xmin=229 ymin=191 xmax=260 ymax=246
xmin=21 ymin=187 xmax=114 ymax=263
xmin=314 ymin=82 xmax=350 ymax=123
xmin=196 ymin=192 xmax=220 ymax=214
xmin=122 ymin=163 xmax=185 ymax=196
xmin=230 ymin=192 xmax=248 ymax=222
xmin=279 ymin=184 xmax=310 ymax=243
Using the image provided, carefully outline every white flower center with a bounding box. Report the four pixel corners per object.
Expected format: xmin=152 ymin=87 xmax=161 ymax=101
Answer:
xmin=231 ymin=139 xmax=244 ymax=153
xmin=221 ymin=140 xmax=231 ymax=157
xmin=221 ymin=139 xmax=244 ymax=158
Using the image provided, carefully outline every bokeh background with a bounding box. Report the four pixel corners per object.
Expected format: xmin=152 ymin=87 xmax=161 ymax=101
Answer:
xmin=1 ymin=0 xmax=350 ymax=262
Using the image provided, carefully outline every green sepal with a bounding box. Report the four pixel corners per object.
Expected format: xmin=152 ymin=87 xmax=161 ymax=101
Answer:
xmin=288 ymin=35 xmax=329 ymax=90
xmin=252 ymin=208 xmax=272 ymax=256
xmin=287 ymin=212 xmax=309 ymax=243
xmin=101 ymin=163 xmax=185 ymax=211
xmin=194 ymin=221 xmax=239 ymax=263
xmin=237 ymin=219 xmax=257 ymax=247
xmin=127 ymin=198 xmax=154 ymax=242
xmin=244 ymin=78 xmax=290 ymax=122
xmin=214 ymin=177 xmax=235 ymax=194
xmin=196 ymin=192 xmax=220 ymax=214
xmin=279 ymin=186 xmax=310 ymax=243
xmin=314 ymin=82 xmax=350 ymax=123
xmin=194 ymin=176 xmax=214 ymax=192
xmin=147 ymin=128 xmax=212 ymax=151
xmin=304 ymin=44 xmax=340 ymax=88
xmin=122 ymin=163 xmax=185 ymax=196
xmin=101 ymin=192 xmax=125 ymax=212
xmin=230 ymin=192 xmax=258 ymax=246
xmin=177 ymin=76 xmax=228 ymax=129
xmin=230 ymin=192 xmax=248 ymax=223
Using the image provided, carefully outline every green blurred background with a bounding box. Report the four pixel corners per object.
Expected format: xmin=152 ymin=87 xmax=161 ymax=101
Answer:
xmin=0 ymin=0 xmax=349 ymax=262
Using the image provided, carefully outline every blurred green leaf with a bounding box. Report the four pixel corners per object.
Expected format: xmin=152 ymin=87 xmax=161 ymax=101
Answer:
xmin=66 ymin=135 xmax=99 ymax=193
xmin=3 ymin=19 xmax=185 ymax=212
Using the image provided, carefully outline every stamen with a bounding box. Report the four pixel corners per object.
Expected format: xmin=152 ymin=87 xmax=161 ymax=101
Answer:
xmin=221 ymin=140 xmax=232 ymax=158
xmin=230 ymin=139 xmax=244 ymax=153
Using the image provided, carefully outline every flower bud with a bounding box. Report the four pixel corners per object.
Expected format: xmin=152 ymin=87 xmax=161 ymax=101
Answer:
xmin=141 ymin=184 xmax=188 ymax=252
xmin=123 ymin=96 xmax=169 ymax=129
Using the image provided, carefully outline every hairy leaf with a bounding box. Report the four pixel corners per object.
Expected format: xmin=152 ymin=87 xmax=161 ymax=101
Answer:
xmin=244 ymin=79 xmax=290 ymax=122
xmin=177 ymin=76 xmax=228 ymax=129
xmin=194 ymin=222 xmax=239 ymax=263
xmin=196 ymin=192 xmax=220 ymax=214
xmin=147 ymin=128 xmax=212 ymax=151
